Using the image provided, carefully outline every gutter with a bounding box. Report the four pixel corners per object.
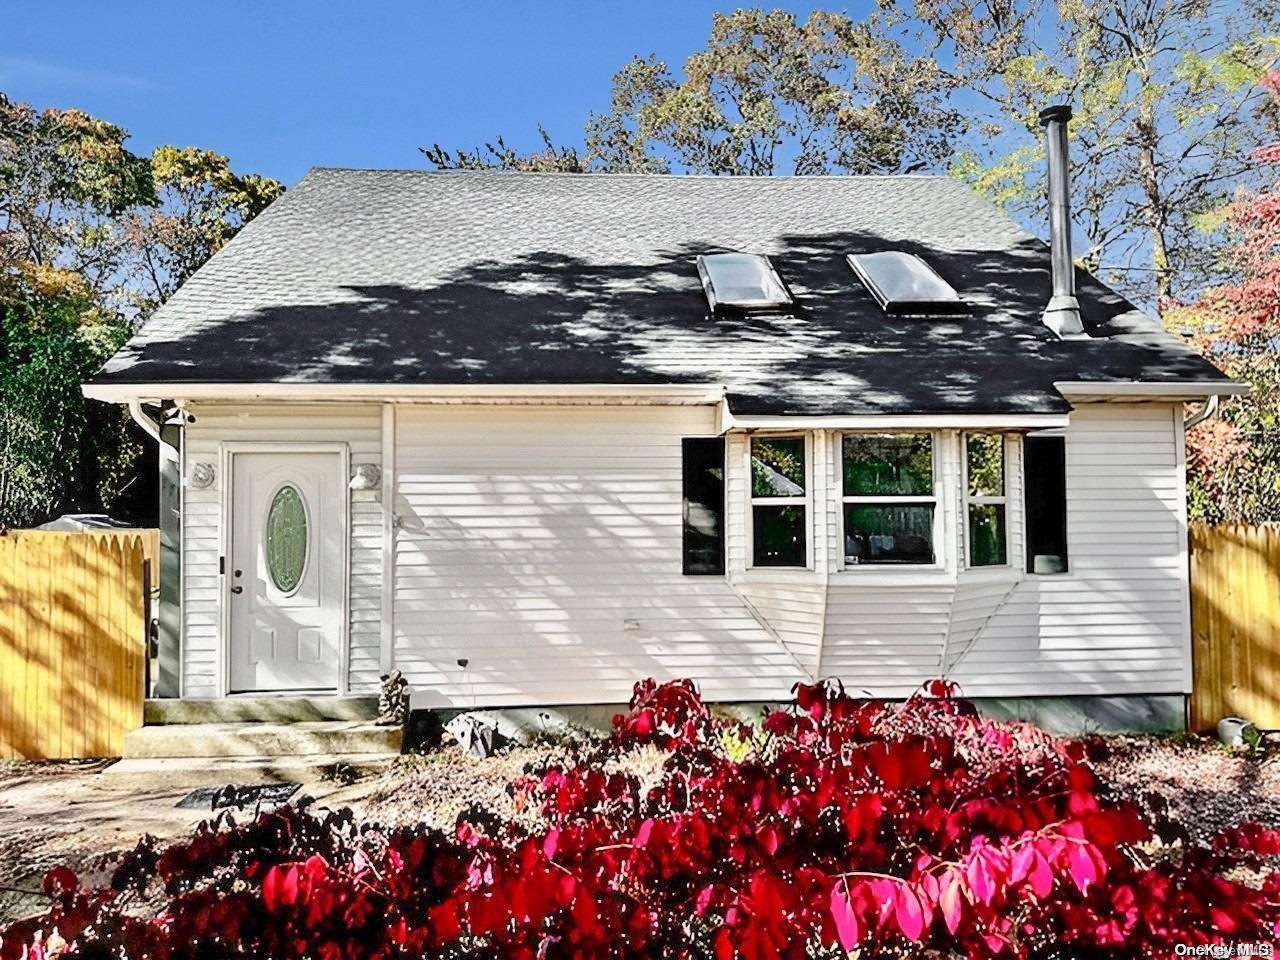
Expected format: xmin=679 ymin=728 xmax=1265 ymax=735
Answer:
xmin=1054 ymin=380 xmax=1248 ymax=401
xmin=84 ymin=382 xmax=729 ymax=405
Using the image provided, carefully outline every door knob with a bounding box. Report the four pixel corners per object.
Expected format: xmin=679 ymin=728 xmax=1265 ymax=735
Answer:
xmin=230 ymin=585 xmax=243 ymax=594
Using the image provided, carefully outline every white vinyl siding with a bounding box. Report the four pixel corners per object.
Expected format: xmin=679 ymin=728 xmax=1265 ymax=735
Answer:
xmin=179 ymin=403 xmax=383 ymax=697
xmin=175 ymin=399 xmax=1190 ymax=706
xmin=945 ymin=403 xmax=1189 ymax=696
xmin=391 ymin=405 xmax=798 ymax=707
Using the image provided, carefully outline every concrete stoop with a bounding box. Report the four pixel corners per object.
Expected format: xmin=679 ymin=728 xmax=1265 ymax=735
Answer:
xmin=123 ymin=720 xmax=403 ymax=759
xmin=144 ymin=696 xmax=379 ymax=725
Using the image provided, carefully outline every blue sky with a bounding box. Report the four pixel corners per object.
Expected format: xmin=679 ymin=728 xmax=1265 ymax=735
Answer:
xmin=1 ymin=1 xmax=870 ymax=186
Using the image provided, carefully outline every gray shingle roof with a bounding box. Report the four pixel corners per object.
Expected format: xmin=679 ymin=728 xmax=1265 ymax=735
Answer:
xmin=91 ymin=168 xmax=1228 ymax=415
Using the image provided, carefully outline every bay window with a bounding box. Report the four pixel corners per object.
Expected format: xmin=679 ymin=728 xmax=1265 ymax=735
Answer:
xmin=965 ymin=433 xmax=1008 ymax=567
xmin=842 ymin=433 xmax=936 ymax=565
xmin=750 ymin=436 xmax=808 ymax=567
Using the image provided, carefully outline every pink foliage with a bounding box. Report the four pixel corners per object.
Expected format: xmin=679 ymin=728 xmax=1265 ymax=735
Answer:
xmin=2 ymin=678 xmax=1277 ymax=959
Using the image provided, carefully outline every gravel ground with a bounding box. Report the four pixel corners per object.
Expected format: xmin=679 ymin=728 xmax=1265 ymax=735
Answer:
xmin=1095 ymin=735 xmax=1280 ymax=844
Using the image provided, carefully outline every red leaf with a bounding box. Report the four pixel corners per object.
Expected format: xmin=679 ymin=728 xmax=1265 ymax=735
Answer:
xmin=41 ymin=866 xmax=77 ymax=897
xmin=1028 ymin=850 xmax=1054 ymax=899
xmin=939 ymin=872 xmax=965 ymax=935
xmin=893 ymin=884 xmax=926 ymax=940
xmin=1067 ymin=842 xmax=1099 ymax=894
xmin=829 ymin=880 xmax=863 ymax=950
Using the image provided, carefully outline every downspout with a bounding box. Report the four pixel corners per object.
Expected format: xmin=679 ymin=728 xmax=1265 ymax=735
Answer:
xmin=124 ymin=397 xmax=182 ymax=699
xmin=128 ymin=398 xmax=163 ymax=443
xmin=1183 ymin=394 xmax=1220 ymax=430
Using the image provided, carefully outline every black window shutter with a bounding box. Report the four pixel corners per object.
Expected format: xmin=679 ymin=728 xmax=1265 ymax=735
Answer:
xmin=682 ymin=437 xmax=725 ymax=575
xmin=1024 ymin=436 xmax=1068 ymax=574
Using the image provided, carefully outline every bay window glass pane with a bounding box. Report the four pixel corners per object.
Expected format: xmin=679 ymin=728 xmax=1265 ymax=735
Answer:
xmin=753 ymin=505 xmax=806 ymax=567
xmin=844 ymin=504 xmax=934 ymax=565
xmin=843 ymin=434 xmax=933 ymax=495
xmin=751 ymin=437 xmax=805 ymax=497
xmin=966 ymin=434 xmax=1005 ymax=497
xmin=968 ymin=504 xmax=1007 ymax=566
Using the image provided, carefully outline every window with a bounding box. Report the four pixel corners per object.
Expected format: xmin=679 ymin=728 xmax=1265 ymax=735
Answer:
xmin=697 ymin=253 xmax=792 ymax=313
xmin=842 ymin=434 xmax=936 ymax=565
xmin=750 ymin=436 xmax=807 ymax=567
xmin=1024 ymin=435 xmax=1068 ymax=574
xmin=682 ymin=437 xmax=725 ymax=575
xmin=965 ymin=434 xmax=1008 ymax=566
xmin=265 ymin=484 xmax=308 ymax=593
xmin=847 ymin=251 xmax=962 ymax=315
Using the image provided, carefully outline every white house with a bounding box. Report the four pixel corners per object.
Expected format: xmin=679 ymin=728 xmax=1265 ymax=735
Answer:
xmin=84 ymin=107 xmax=1240 ymax=726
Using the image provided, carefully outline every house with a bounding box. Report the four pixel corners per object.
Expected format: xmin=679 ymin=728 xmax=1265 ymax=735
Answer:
xmin=84 ymin=107 xmax=1241 ymax=729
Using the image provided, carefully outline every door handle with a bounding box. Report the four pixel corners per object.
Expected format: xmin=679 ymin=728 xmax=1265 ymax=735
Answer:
xmin=229 ymin=585 xmax=244 ymax=595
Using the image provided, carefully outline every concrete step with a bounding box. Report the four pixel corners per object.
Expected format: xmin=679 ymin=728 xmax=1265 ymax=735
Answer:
xmin=123 ymin=721 xmax=403 ymax=759
xmin=145 ymin=696 xmax=379 ymax=725
xmin=103 ymin=753 xmax=397 ymax=786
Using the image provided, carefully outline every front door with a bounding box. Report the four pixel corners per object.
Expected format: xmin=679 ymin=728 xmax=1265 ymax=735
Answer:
xmin=228 ymin=450 xmax=343 ymax=693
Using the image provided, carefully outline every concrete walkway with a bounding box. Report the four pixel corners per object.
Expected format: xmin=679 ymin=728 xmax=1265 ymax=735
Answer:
xmin=0 ymin=758 xmax=386 ymax=923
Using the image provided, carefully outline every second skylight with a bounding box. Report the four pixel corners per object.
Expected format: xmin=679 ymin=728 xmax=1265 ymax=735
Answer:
xmin=848 ymin=252 xmax=962 ymax=315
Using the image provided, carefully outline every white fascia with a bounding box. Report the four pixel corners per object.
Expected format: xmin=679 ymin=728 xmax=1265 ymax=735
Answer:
xmin=1053 ymin=380 xmax=1249 ymax=402
xmin=82 ymin=382 xmax=729 ymax=406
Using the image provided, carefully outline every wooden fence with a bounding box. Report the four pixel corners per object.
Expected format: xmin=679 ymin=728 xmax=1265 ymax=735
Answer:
xmin=1189 ymin=522 xmax=1280 ymax=732
xmin=0 ymin=530 xmax=156 ymax=760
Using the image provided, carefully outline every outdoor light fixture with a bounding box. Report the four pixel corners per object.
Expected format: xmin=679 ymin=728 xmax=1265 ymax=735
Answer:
xmin=189 ymin=462 xmax=216 ymax=489
xmin=349 ymin=463 xmax=381 ymax=490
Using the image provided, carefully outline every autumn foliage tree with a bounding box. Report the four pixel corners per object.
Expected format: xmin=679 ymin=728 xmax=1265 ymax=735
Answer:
xmin=1166 ymin=70 xmax=1280 ymax=522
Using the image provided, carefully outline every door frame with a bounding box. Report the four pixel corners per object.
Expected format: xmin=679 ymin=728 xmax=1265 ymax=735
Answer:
xmin=218 ymin=441 xmax=351 ymax=698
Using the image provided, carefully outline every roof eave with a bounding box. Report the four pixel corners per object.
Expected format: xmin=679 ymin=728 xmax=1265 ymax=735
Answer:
xmin=81 ymin=381 xmax=729 ymax=406
xmin=1053 ymin=380 xmax=1249 ymax=402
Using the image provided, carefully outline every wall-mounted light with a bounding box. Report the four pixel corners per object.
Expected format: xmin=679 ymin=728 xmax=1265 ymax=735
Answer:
xmin=349 ymin=463 xmax=381 ymax=490
xmin=189 ymin=462 xmax=216 ymax=489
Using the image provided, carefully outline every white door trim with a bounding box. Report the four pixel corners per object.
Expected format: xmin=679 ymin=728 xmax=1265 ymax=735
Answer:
xmin=218 ymin=441 xmax=351 ymax=698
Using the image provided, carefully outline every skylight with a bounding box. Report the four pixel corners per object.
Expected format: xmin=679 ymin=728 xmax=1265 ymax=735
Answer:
xmin=696 ymin=253 xmax=792 ymax=312
xmin=847 ymin=252 xmax=962 ymax=315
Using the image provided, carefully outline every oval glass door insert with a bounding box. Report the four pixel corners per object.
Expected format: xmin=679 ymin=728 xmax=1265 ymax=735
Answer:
xmin=265 ymin=484 xmax=308 ymax=593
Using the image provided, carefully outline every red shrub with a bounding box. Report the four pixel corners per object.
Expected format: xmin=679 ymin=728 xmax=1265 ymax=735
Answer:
xmin=3 ymin=678 xmax=1276 ymax=959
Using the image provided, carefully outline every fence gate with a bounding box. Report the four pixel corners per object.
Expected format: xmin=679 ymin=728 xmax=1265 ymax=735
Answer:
xmin=0 ymin=530 xmax=155 ymax=760
xmin=1189 ymin=523 xmax=1280 ymax=732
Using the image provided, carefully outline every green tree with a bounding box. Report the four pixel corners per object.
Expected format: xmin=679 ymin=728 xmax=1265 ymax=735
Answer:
xmin=0 ymin=92 xmax=281 ymax=527
xmin=923 ymin=0 xmax=1280 ymax=306
xmin=123 ymin=146 xmax=284 ymax=313
xmin=424 ymin=9 xmax=964 ymax=176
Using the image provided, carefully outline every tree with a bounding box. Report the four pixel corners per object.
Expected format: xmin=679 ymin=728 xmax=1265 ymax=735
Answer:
xmin=424 ymin=9 xmax=965 ymax=176
xmin=122 ymin=145 xmax=283 ymax=314
xmin=1163 ymin=70 xmax=1280 ymax=523
xmin=0 ymin=92 xmax=282 ymax=527
xmin=923 ymin=0 xmax=1280 ymax=306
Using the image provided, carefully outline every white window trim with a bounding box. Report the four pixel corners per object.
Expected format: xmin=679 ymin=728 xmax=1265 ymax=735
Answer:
xmin=746 ymin=433 xmax=813 ymax=570
xmin=838 ymin=431 xmax=943 ymax=571
xmin=963 ymin=433 xmax=1012 ymax=569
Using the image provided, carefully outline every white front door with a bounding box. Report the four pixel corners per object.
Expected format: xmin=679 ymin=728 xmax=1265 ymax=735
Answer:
xmin=228 ymin=450 xmax=344 ymax=693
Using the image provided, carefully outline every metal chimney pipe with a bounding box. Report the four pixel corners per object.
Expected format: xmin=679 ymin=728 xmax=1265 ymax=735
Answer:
xmin=1039 ymin=104 xmax=1085 ymax=339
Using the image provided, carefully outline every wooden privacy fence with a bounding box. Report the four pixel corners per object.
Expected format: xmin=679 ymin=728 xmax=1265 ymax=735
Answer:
xmin=0 ymin=530 xmax=156 ymax=760
xmin=1189 ymin=522 xmax=1280 ymax=732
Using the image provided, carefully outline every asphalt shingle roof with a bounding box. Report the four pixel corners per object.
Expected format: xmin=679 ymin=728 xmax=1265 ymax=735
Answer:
xmin=91 ymin=168 xmax=1228 ymax=415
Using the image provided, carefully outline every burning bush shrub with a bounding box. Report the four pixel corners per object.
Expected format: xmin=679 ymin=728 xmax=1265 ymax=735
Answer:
xmin=3 ymin=679 xmax=1276 ymax=959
